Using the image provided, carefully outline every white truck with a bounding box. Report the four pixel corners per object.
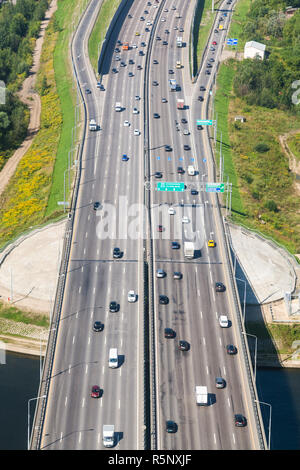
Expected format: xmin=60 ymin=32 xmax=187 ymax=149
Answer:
xmin=89 ymin=119 xmax=97 ymax=131
xmin=115 ymin=102 xmax=122 ymax=112
xmin=103 ymin=424 xmax=115 ymax=447
xmin=187 ymin=165 xmax=195 ymax=175
xmin=184 ymin=242 xmax=195 ymax=259
xmin=195 ymin=386 xmax=208 ymax=406
xmin=176 ymin=36 xmax=183 ymax=47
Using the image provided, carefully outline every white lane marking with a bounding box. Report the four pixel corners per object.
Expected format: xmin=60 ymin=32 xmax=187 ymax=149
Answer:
xmin=88 ymin=336 xmax=90 ymax=345
xmin=232 ymin=433 xmax=236 ymax=445
xmin=85 ymin=364 xmax=88 ymax=374
xmin=78 ymin=432 xmax=82 ymax=444
xmin=203 ymin=337 xmax=206 ymax=346
xmin=200 ymin=311 xmax=203 ymax=319
xmin=60 ymin=432 xmax=63 ymax=442
xmin=65 ymin=396 xmax=68 ymax=407
xmin=228 ymin=397 xmax=231 ymax=408
xmin=95 ymin=265 xmax=98 ymax=273
xmin=72 ymin=336 xmax=75 ymax=345
xmin=82 ymin=398 xmax=85 ymax=408
xmin=223 ymin=366 xmax=226 ymax=376
xmin=81 ymin=266 xmax=84 ymax=272
xmin=214 ymin=433 xmax=217 ymax=445
xmin=68 ymin=364 xmax=71 ymax=374
xmin=206 ymin=366 xmax=209 ymax=375
xmin=79 ymin=286 xmax=81 ymax=294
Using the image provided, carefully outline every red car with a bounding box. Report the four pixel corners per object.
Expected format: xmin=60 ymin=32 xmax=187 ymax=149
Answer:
xmin=212 ymin=41 xmax=217 ymax=45
xmin=91 ymin=385 xmax=101 ymax=398
xmin=157 ymin=225 xmax=163 ymax=232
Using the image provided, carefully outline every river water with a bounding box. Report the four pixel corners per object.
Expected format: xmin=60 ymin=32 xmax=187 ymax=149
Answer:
xmin=0 ymin=352 xmax=299 ymax=449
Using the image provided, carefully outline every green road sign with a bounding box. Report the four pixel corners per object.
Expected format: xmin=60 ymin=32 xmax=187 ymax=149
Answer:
xmin=197 ymin=119 xmax=213 ymax=126
xmin=206 ymin=183 xmax=225 ymax=193
xmin=156 ymin=182 xmax=185 ymax=192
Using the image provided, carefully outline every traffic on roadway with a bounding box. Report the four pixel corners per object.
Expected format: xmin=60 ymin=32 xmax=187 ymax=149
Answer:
xmin=34 ymin=0 xmax=265 ymax=451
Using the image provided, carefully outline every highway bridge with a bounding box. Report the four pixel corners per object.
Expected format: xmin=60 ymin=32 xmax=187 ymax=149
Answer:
xmin=30 ymin=0 xmax=267 ymax=450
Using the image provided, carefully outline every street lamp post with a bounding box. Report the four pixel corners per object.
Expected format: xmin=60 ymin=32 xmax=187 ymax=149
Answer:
xmin=27 ymin=395 xmax=46 ymax=450
xmin=242 ymin=331 xmax=257 ymax=382
xmin=236 ymin=277 xmax=246 ymax=322
xmin=255 ymin=400 xmax=272 ymax=450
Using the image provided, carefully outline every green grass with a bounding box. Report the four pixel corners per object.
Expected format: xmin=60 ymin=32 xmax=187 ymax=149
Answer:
xmin=45 ymin=0 xmax=83 ymax=216
xmin=0 ymin=301 xmax=49 ymax=328
xmin=214 ymin=60 xmax=245 ymax=216
xmin=88 ymin=0 xmax=122 ymax=74
xmin=226 ymin=0 xmax=252 ymax=52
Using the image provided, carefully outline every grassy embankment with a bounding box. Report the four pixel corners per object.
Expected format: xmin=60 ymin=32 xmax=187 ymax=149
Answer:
xmin=191 ymin=0 xmax=222 ymax=77
xmin=214 ymin=1 xmax=300 ymax=255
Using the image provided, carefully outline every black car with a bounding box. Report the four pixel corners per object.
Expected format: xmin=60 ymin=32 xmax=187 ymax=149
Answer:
xmin=137 ymin=65 xmax=142 ymax=70
xmin=139 ymin=51 xmax=144 ymax=56
xmin=129 ymin=59 xmax=134 ymax=64
xmin=171 ymin=241 xmax=180 ymax=249
xmin=93 ymin=321 xmax=104 ymax=332
xmin=197 ymin=125 xmax=203 ymax=130
xmin=109 ymin=301 xmax=119 ymax=313
xmin=191 ymin=189 xmax=198 ymax=195
xmin=206 ymin=70 xmax=211 ymax=75
xmin=209 ymin=58 xmax=215 ymax=62
xmin=165 ymin=145 xmax=172 ymax=151
xmin=159 ymin=295 xmax=169 ymax=305
xmin=112 ymin=68 xmax=118 ymax=74
xmin=184 ymin=144 xmax=190 ymax=151
xmin=234 ymin=414 xmax=247 ymax=427
xmin=164 ymin=328 xmax=176 ymax=338
xmin=155 ymin=171 xmax=162 ymax=178
xmin=198 ymin=96 xmax=204 ymax=101
xmin=153 ymin=113 xmax=160 ymax=119
xmin=181 ymin=118 xmax=187 ymax=124
xmin=85 ymin=88 xmax=91 ymax=94
xmin=163 ymin=40 xmax=168 ymax=45
xmin=227 ymin=344 xmax=237 ymax=355
xmin=153 ymin=59 xmax=159 ymax=64
xmin=177 ymin=166 xmax=185 ymax=174
xmin=200 ymin=86 xmax=206 ymax=91
xmin=141 ymin=41 xmax=146 ymax=47
xmin=93 ymin=201 xmax=101 ymax=210
xmin=166 ymin=420 xmax=178 ymax=433
xmin=207 ymin=63 xmax=212 ymax=68
xmin=215 ymin=282 xmax=226 ymax=292
xmin=113 ymin=247 xmax=122 ymax=258
xmin=152 ymin=80 xmax=159 ymax=86
xmin=168 ymin=69 xmax=174 ymax=74
xmin=178 ymin=340 xmax=190 ymax=351
xmin=156 ymin=36 xmax=161 ymax=41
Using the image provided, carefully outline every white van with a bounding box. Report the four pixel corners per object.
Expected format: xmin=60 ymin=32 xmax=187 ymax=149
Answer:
xmin=187 ymin=165 xmax=195 ymax=176
xmin=109 ymin=348 xmax=118 ymax=368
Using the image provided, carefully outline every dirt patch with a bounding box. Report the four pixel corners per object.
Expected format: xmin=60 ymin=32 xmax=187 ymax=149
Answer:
xmin=279 ymin=129 xmax=300 ymax=197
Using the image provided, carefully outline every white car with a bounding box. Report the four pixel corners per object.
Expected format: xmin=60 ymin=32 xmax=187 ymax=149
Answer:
xmin=182 ymin=216 xmax=190 ymax=223
xmin=115 ymin=55 xmax=121 ymax=61
xmin=132 ymin=44 xmax=137 ymax=48
xmin=146 ymin=21 xmax=152 ymax=26
xmin=135 ymin=95 xmax=141 ymax=100
xmin=128 ymin=290 xmax=137 ymax=302
xmin=219 ymin=315 xmax=229 ymax=328
xmin=161 ymin=17 xmax=166 ymax=22
xmin=133 ymin=107 xmax=139 ymax=114
xmin=134 ymin=129 xmax=140 ymax=136
xmin=124 ymin=120 xmax=130 ymax=127
xmin=168 ymin=207 xmax=176 ymax=215
xmin=183 ymin=129 xmax=190 ymax=135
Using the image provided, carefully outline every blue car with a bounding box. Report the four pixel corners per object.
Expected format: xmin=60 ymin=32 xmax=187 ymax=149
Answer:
xmin=122 ymin=154 xmax=129 ymax=161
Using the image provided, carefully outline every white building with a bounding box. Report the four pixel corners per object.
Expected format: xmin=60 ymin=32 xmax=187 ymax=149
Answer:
xmin=244 ymin=41 xmax=266 ymax=60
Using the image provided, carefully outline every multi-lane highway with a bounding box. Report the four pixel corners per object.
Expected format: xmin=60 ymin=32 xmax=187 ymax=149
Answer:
xmin=34 ymin=0 xmax=265 ymax=450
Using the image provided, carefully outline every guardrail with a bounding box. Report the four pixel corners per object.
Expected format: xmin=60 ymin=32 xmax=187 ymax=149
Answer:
xmin=29 ymin=1 xmax=90 ymax=450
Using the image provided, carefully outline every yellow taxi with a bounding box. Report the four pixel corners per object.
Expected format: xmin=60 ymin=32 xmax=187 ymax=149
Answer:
xmin=135 ymin=31 xmax=140 ymax=36
xmin=208 ymin=239 xmax=215 ymax=247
